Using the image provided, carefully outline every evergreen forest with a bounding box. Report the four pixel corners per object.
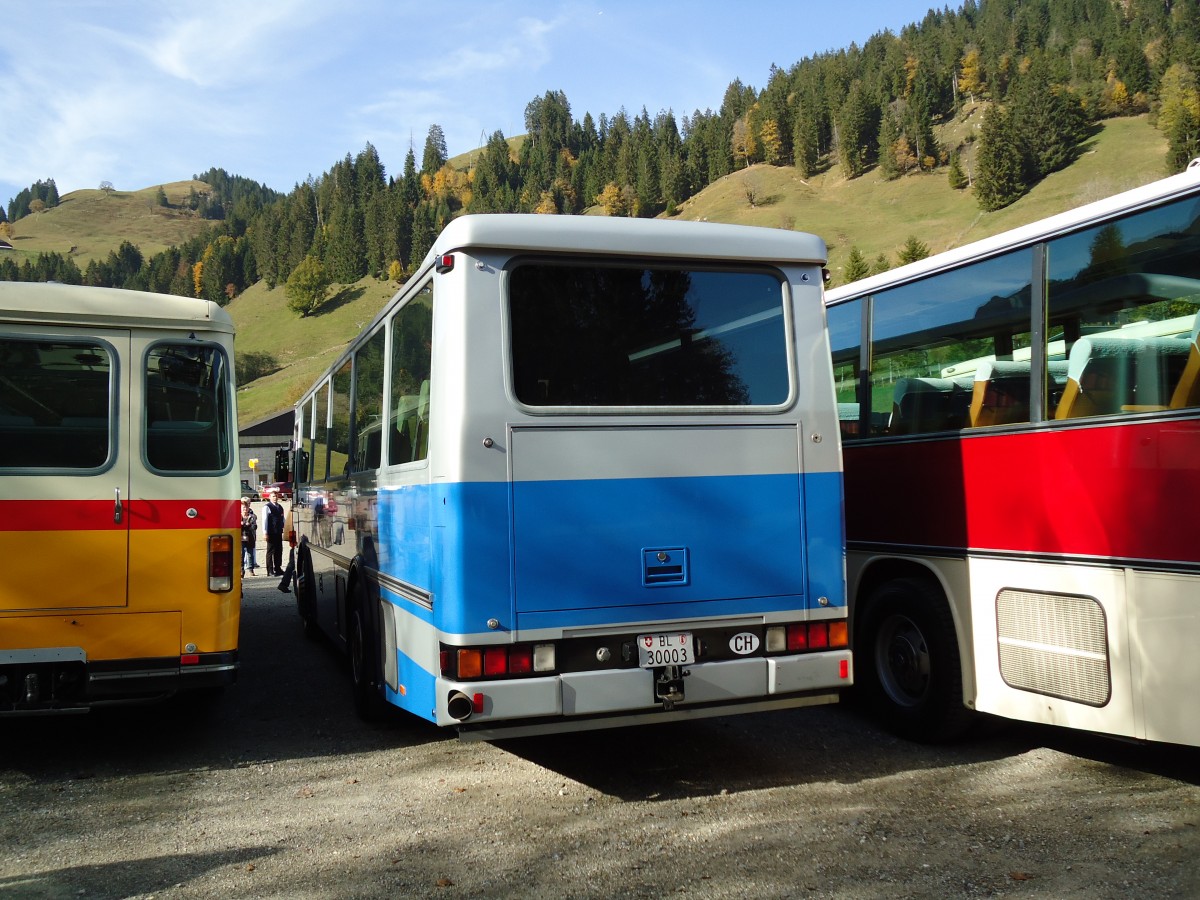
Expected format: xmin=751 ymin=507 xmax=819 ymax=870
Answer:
xmin=3 ymin=0 xmax=1200 ymax=303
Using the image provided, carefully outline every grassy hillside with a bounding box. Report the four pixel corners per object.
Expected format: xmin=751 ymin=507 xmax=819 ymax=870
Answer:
xmin=5 ymin=180 xmax=214 ymax=265
xmin=227 ymin=277 xmax=398 ymax=426
xmin=672 ymin=114 xmax=1168 ymax=284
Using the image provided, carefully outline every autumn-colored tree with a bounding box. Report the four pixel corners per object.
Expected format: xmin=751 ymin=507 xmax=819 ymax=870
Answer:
xmin=759 ymin=118 xmax=783 ymax=165
xmin=958 ymin=47 xmax=984 ymax=103
xmin=1158 ymin=63 xmax=1200 ymax=173
xmin=595 ymin=182 xmax=632 ymax=216
xmin=387 ymin=260 xmax=405 ymax=283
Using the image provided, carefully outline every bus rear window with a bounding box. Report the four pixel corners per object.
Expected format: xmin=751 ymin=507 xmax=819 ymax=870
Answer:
xmin=145 ymin=343 xmax=232 ymax=472
xmin=0 ymin=338 xmax=112 ymax=470
xmin=509 ymin=262 xmax=790 ymax=407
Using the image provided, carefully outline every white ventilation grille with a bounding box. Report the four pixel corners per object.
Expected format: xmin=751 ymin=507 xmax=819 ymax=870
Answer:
xmin=996 ymin=589 xmax=1110 ymax=707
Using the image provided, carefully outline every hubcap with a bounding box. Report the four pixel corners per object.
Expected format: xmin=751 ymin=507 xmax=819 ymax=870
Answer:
xmin=876 ymin=613 xmax=931 ymax=707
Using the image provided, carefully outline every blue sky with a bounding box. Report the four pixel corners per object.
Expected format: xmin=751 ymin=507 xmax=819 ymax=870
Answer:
xmin=0 ymin=0 xmax=939 ymax=208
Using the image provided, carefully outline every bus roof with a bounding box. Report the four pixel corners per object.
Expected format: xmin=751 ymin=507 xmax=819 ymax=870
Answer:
xmin=0 ymin=282 xmax=235 ymax=333
xmin=427 ymin=214 xmax=828 ymax=268
xmin=826 ymin=162 xmax=1200 ymax=304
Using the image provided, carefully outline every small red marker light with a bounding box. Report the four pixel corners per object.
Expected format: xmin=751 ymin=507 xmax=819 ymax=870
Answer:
xmin=435 ymin=253 xmax=455 ymax=273
xmin=472 ymin=692 xmax=484 ymax=713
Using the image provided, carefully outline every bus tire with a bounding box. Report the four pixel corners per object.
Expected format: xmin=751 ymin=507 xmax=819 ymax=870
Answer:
xmin=349 ymin=600 xmax=390 ymax=722
xmin=858 ymin=576 xmax=974 ymax=743
xmin=295 ymin=553 xmax=318 ymax=640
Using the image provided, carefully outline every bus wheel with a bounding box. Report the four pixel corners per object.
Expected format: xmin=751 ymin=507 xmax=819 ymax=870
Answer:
xmin=859 ymin=576 xmax=973 ymax=743
xmin=295 ymin=553 xmax=318 ymax=640
xmin=349 ymin=602 xmax=390 ymax=722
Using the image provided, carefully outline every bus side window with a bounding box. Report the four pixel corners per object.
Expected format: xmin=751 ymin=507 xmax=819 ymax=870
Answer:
xmin=387 ymin=282 xmax=433 ymax=466
xmin=891 ymin=377 xmax=971 ymax=435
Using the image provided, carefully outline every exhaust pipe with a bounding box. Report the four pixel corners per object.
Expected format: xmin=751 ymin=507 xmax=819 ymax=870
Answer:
xmin=446 ymin=690 xmax=474 ymax=721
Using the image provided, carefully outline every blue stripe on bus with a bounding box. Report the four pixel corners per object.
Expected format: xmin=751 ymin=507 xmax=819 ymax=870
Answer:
xmin=378 ymin=469 xmax=844 ymax=638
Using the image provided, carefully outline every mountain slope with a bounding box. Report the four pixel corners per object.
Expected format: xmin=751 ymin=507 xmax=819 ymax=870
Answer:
xmin=4 ymin=181 xmax=214 ymax=265
xmin=671 ymin=114 xmax=1168 ymax=283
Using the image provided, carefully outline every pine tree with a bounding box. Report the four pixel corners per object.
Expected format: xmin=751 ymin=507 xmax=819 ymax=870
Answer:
xmin=877 ymin=109 xmax=901 ymax=180
xmin=843 ymin=247 xmax=870 ymax=284
xmin=837 ymin=82 xmax=875 ymax=179
xmin=421 ymin=125 xmax=448 ymax=175
xmin=974 ymin=105 xmax=1026 ymax=211
xmin=948 ymin=150 xmax=968 ymax=189
xmin=897 ymin=235 xmax=931 ymax=265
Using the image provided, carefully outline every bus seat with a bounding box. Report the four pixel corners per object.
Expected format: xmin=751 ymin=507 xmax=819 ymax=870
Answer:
xmin=1169 ymin=316 xmax=1200 ymax=409
xmin=891 ymin=376 xmax=970 ymax=434
xmin=1055 ymin=337 xmax=1139 ymax=419
xmin=969 ymin=360 xmax=1031 ymax=428
xmin=1133 ymin=336 xmax=1191 ymax=409
xmin=1055 ymin=335 xmax=1190 ymax=418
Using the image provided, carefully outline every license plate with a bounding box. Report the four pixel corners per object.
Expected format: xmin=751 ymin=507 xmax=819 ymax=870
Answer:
xmin=637 ymin=632 xmax=695 ymax=668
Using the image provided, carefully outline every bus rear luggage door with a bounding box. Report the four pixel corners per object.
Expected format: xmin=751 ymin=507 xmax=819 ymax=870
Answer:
xmin=1 ymin=329 xmax=131 ymax=612
xmin=510 ymin=424 xmax=806 ymax=619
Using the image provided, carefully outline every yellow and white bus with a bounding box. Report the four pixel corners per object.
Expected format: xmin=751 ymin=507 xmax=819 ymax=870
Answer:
xmin=0 ymin=282 xmax=241 ymax=713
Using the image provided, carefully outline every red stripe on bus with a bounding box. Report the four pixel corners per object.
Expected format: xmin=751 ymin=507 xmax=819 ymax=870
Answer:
xmin=0 ymin=499 xmax=242 ymax=532
xmin=844 ymin=418 xmax=1200 ymax=565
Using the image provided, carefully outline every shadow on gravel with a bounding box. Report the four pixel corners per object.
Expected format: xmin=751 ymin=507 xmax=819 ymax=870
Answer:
xmin=0 ymin=845 xmax=279 ymax=898
xmin=498 ymin=704 xmax=1200 ymax=801
xmin=493 ymin=706 xmax=1024 ymax=801
xmin=0 ymin=581 xmax=450 ymax=781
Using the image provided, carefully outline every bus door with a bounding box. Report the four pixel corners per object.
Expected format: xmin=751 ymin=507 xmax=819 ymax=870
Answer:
xmin=1 ymin=328 xmax=132 ymax=612
xmin=509 ymin=424 xmax=807 ymax=624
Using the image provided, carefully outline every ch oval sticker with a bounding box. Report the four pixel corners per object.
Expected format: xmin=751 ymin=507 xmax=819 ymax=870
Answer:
xmin=729 ymin=632 xmax=760 ymax=655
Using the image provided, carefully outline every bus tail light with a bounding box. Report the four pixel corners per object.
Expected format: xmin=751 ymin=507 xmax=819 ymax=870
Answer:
xmin=457 ymin=649 xmax=483 ymax=679
xmin=441 ymin=643 xmax=557 ymax=679
xmin=766 ymin=621 xmax=849 ymax=653
xmin=483 ymin=647 xmax=508 ymax=676
xmin=532 ymin=643 xmax=555 ymax=672
xmin=208 ymin=535 xmax=234 ymax=592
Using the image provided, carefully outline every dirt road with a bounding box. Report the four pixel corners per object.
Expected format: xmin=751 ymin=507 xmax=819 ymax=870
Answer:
xmin=1 ymin=577 xmax=1197 ymax=899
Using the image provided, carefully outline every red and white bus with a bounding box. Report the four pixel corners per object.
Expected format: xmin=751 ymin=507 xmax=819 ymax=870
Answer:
xmin=0 ymin=282 xmax=241 ymax=713
xmin=826 ymin=164 xmax=1200 ymax=746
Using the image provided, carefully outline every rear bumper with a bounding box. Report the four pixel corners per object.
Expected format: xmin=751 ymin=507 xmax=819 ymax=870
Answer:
xmin=0 ymin=649 xmax=238 ymax=714
xmin=440 ymin=649 xmax=853 ymax=739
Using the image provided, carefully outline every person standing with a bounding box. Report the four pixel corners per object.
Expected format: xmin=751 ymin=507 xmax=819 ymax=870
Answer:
xmin=263 ymin=489 xmax=285 ymax=577
xmin=240 ymin=497 xmax=259 ymax=576
xmin=278 ymin=504 xmax=297 ymax=594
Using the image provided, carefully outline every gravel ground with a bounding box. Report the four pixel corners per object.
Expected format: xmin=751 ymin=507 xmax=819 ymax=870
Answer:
xmin=1 ymin=575 xmax=1197 ymax=899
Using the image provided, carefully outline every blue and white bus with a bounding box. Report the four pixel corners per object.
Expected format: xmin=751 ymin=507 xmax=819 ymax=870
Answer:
xmin=290 ymin=213 xmax=850 ymax=738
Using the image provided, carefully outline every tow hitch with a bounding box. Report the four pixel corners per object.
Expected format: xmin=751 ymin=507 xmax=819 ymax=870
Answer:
xmin=654 ymin=665 xmax=689 ymax=710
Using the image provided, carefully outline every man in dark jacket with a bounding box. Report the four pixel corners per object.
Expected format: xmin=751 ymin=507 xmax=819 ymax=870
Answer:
xmin=263 ymin=489 xmax=285 ymax=577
